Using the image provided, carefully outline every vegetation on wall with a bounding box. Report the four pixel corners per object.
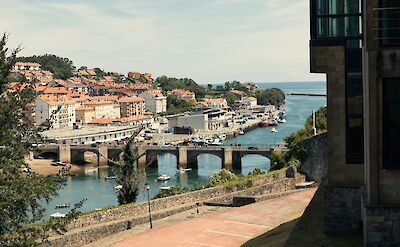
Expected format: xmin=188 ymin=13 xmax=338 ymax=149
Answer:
xmin=16 ymin=54 xmax=75 ymax=79
xmin=270 ymin=106 xmax=327 ymax=171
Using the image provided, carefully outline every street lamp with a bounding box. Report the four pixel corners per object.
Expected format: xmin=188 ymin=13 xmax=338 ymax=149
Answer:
xmin=144 ymin=183 xmax=153 ymax=229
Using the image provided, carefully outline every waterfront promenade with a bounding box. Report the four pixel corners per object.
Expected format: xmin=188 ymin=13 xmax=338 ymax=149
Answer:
xmin=97 ymin=188 xmax=317 ymax=247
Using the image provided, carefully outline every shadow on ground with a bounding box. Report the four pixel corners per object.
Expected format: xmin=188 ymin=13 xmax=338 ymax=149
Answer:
xmin=242 ymin=186 xmax=363 ymax=247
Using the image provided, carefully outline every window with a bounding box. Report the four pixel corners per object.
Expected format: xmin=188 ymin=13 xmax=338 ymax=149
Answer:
xmin=383 ymin=79 xmax=400 ymax=169
xmin=345 ymin=40 xmax=364 ymax=164
xmin=312 ymin=0 xmax=362 ymax=39
xmin=380 ymin=0 xmax=400 ymax=47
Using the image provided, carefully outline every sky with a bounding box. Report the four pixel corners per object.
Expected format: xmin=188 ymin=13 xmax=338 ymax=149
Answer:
xmin=0 ymin=0 xmax=325 ymax=84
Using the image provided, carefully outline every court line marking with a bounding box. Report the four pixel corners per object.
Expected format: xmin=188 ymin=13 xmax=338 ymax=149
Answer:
xmin=204 ymin=229 xmax=251 ymax=239
xmin=223 ymin=220 xmax=267 ymax=228
xmin=185 ymin=241 xmax=223 ymax=247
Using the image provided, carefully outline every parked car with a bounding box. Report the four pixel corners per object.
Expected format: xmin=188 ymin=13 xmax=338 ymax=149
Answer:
xmin=248 ymin=146 xmax=258 ymax=150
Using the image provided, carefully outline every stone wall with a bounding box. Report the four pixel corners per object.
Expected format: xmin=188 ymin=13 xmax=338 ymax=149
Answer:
xmin=364 ymin=206 xmax=400 ymax=247
xmin=299 ymin=132 xmax=328 ymax=183
xmin=324 ymin=186 xmax=362 ymax=233
xmin=47 ymin=170 xmax=303 ymax=247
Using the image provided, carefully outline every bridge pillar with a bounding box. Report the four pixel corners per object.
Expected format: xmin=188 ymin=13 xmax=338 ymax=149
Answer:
xmin=59 ymin=144 xmax=71 ymax=163
xmin=137 ymin=146 xmax=147 ymax=170
xmin=70 ymin=149 xmax=85 ymax=164
xmin=178 ymin=147 xmax=188 ymax=169
xmin=232 ymin=152 xmax=242 ymax=171
xmin=98 ymin=145 xmax=108 ymax=166
xmin=223 ymin=147 xmax=233 ymax=171
xmin=187 ymin=151 xmax=198 ymax=169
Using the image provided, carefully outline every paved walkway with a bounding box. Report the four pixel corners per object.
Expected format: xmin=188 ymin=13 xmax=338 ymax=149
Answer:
xmin=113 ymin=188 xmax=317 ymax=247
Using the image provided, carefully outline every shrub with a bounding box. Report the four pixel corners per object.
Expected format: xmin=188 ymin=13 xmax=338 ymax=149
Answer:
xmin=209 ymin=169 xmax=238 ymax=186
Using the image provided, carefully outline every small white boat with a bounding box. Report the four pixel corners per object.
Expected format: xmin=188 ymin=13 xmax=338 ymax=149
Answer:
xmin=156 ymin=174 xmax=171 ymax=181
xmin=271 ymin=127 xmax=277 ymax=133
xmin=277 ymin=118 xmax=287 ymax=123
xmin=105 ymin=176 xmax=117 ymax=180
xmin=55 ymin=203 xmax=70 ymax=209
xmin=207 ymin=138 xmax=222 ymax=146
xmin=177 ymin=168 xmax=192 ymax=173
xmin=239 ymin=130 xmax=245 ymax=135
xmin=160 ymin=186 xmax=171 ymax=190
xmin=114 ymin=185 xmax=123 ymax=191
xmin=50 ymin=212 xmax=66 ymax=218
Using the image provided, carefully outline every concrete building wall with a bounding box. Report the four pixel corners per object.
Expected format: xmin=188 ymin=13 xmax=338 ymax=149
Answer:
xmin=176 ymin=114 xmax=208 ymax=130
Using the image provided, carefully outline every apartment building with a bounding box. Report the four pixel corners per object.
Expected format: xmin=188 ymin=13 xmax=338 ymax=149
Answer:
xmin=117 ymin=96 xmax=145 ymax=118
xmin=35 ymin=95 xmax=77 ymax=129
xmin=84 ymin=100 xmax=121 ymax=120
xmin=139 ymin=90 xmax=167 ymax=114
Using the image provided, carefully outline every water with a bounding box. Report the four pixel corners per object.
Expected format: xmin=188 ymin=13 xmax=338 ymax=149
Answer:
xmin=43 ymin=81 xmax=326 ymax=217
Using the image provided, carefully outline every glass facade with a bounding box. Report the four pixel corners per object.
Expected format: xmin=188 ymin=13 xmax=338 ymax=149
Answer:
xmin=380 ymin=0 xmax=400 ymax=47
xmin=383 ymin=79 xmax=400 ymax=170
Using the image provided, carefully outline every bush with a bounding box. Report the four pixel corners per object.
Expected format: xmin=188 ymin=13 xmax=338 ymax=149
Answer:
xmin=153 ymin=186 xmax=191 ymax=199
xmin=247 ymin=168 xmax=266 ymax=177
xmin=209 ymin=169 xmax=238 ymax=186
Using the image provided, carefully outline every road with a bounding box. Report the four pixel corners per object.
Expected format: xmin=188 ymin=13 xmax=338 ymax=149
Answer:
xmin=112 ymin=188 xmax=317 ymax=247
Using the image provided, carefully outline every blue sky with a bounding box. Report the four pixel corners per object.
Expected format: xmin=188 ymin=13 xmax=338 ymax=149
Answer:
xmin=1 ymin=0 xmax=325 ymax=84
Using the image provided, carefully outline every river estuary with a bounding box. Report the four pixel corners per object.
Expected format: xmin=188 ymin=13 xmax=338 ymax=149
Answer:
xmin=43 ymin=81 xmax=327 ymax=217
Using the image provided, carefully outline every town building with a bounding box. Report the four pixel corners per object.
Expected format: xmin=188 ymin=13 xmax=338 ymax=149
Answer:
xmin=242 ymin=97 xmax=257 ymax=107
xmin=168 ymin=114 xmax=208 ymax=130
xmin=75 ymin=106 xmax=95 ymax=124
xmin=117 ymin=96 xmax=145 ymax=118
xmin=205 ymin=98 xmax=228 ymax=109
xmin=84 ymin=100 xmax=120 ymax=120
xmin=168 ymin=89 xmax=196 ymax=101
xmin=139 ymin=90 xmax=167 ymax=114
xmin=35 ymin=95 xmax=77 ymax=129
xmin=13 ymin=62 xmax=41 ymax=71
xmin=310 ymin=0 xmax=400 ymax=245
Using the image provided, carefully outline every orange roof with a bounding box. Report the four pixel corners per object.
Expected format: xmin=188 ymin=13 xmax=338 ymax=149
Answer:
xmin=76 ymin=106 xmax=95 ymax=111
xmin=15 ymin=62 xmax=41 ymax=67
xmin=89 ymin=118 xmax=114 ymax=124
xmin=85 ymin=100 xmax=115 ymax=106
xmin=245 ymin=97 xmax=257 ymax=101
xmin=117 ymin=96 xmax=145 ymax=103
xmin=89 ymin=95 xmax=120 ymax=102
xmin=37 ymin=95 xmax=76 ymax=105
xmin=43 ymin=87 xmax=71 ymax=94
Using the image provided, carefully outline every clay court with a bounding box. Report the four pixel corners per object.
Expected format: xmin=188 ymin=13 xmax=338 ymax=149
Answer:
xmin=113 ymin=188 xmax=317 ymax=247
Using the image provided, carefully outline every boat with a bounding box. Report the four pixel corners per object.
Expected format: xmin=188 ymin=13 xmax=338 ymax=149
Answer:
xmin=55 ymin=203 xmax=70 ymax=209
xmin=258 ymin=121 xmax=269 ymax=127
xmin=217 ymin=134 xmax=226 ymax=140
xmin=277 ymin=118 xmax=287 ymax=123
xmin=105 ymin=176 xmax=117 ymax=180
xmin=239 ymin=130 xmax=245 ymax=135
xmin=156 ymin=174 xmax=171 ymax=181
xmin=268 ymin=120 xmax=278 ymax=126
xmin=207 ymin=138 xmax=222 ymax=146
xmin=177 ymin=168 xmax=192 ymax=173
xmin=160 ymin=186 xmax=171 ymax=190
xmin=51 ymin=161 xmax=68 ymax=167
xmin=114 ymin=185 xmax=123 ymax=191
xmin=50 ymin=212 xmax=66 ymax=218
xmin=271 ymin=127 xmax=277 ymax=133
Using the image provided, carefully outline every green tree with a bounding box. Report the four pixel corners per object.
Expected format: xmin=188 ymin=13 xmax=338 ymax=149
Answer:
xmin=17 ymin=54 xmax=75 ymax=79
xmin=156 ymin=76 xmax=206 ymax=99
xmin=0 ymin=34 xmax=82 ymax=246
xmin=113 ymin=129 xmax=143 ymax=205
xmin=207 ymin=84 xmax=213 ymax=90
xmin=256 ymin=88 xmax=285 ymax=106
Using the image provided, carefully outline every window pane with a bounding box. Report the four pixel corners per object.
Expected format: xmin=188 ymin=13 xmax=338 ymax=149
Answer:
xmin=381 ymin=0 xmax=400 ymax=46
xmin=383 ymin=79 xmax=400 ymax=169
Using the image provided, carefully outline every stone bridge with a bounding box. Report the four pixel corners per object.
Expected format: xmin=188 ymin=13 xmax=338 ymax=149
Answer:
xmin=35 ymin=144 xmax=287 ymax=170
xmin=34 ymin=144 xmax=124 ymax=166
xmin=137 ymin=145 xmax=286 ymax=171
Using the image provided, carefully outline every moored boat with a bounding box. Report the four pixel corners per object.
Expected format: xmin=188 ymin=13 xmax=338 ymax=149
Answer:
xmin=55 ymin=203 xmax=70 ymax=209
xmin=156 ymin=174 xmax=171 ymax=181
xmin=271 ymin=127 xmax=277 ymax=133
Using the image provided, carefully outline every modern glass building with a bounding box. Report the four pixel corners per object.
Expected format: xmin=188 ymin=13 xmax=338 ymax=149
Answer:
xmin=310 ymin=0 xmax=400 ymax=245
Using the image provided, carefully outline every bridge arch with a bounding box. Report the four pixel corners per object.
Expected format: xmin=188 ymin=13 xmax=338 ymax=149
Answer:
xmin=36 ymin=151 xmax=58 ymax=160
xmin=195 ymin=153 xmax=223 ymax=173
xmin=239 ymin=154 xmax=271 ymax=174
xmin=146 ymin=150 xmax=179 ymax=168
xmin=187 ymin=150 xmax=224 ymax=169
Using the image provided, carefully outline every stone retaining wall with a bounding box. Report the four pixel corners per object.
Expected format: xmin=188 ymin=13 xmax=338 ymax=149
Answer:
xmin=47 ymin=169 xmax=301 ymax=247
xmin=68 ymin=170 xmax=288 ymax=230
